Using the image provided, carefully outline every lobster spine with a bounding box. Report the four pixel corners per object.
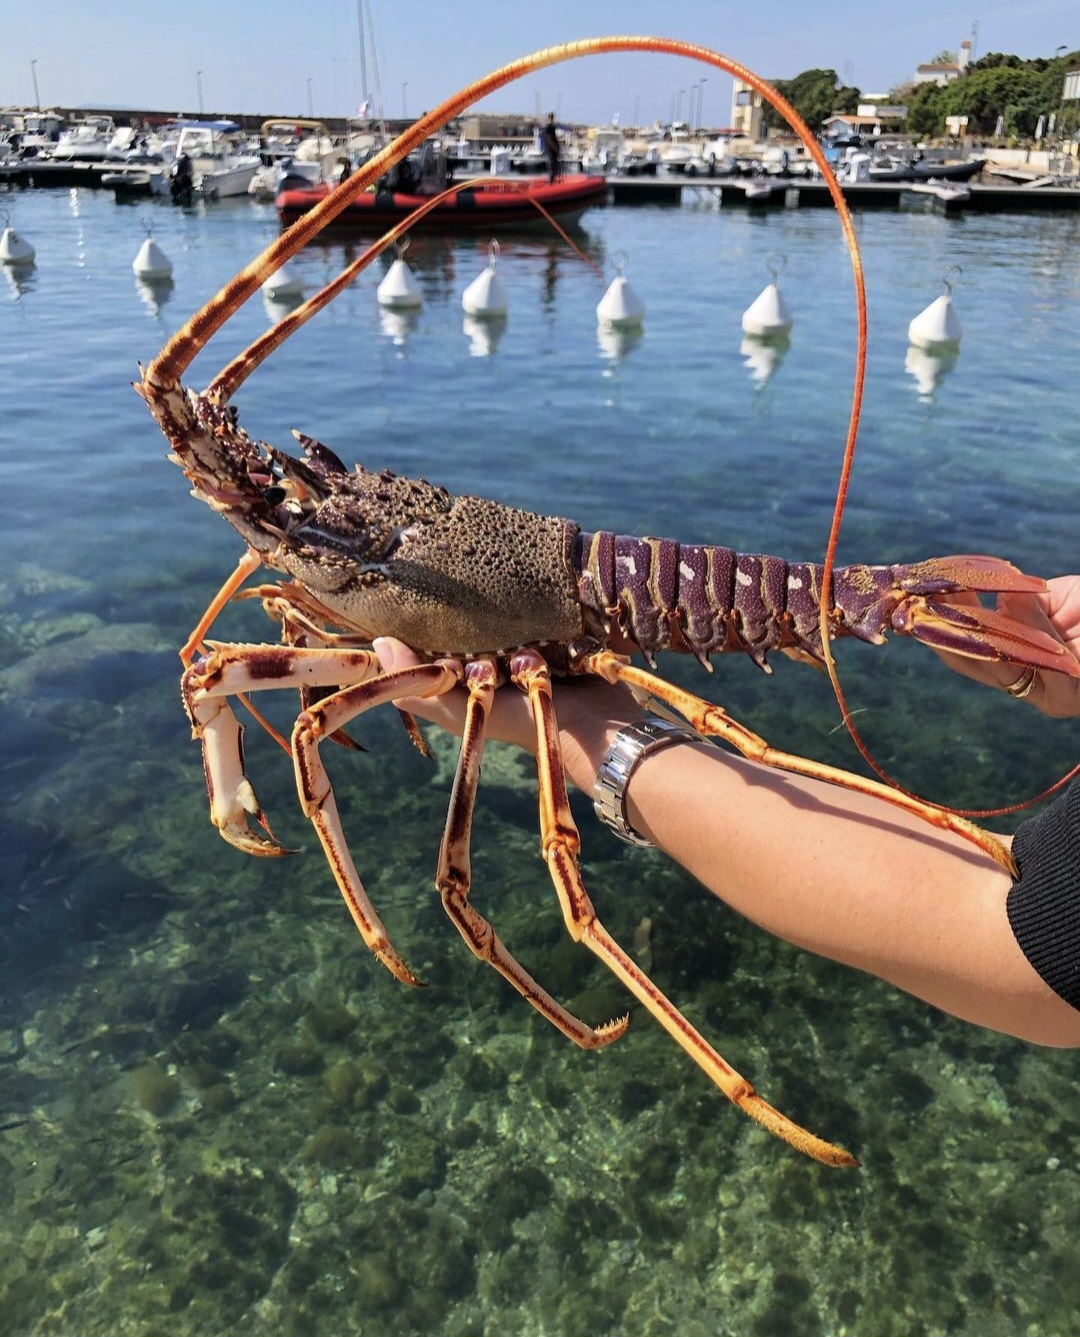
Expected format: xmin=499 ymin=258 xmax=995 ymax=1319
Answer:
xmin=573 ymin=531 xmax=906 ymax=668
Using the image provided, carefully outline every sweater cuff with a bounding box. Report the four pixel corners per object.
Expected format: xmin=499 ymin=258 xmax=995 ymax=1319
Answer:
xmin=1007 ymin=780 xmax=1080 ymax=1011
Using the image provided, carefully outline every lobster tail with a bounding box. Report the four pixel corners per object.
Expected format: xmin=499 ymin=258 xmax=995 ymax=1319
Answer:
xmin=574 ymin=535 xmax=1079 ymax=678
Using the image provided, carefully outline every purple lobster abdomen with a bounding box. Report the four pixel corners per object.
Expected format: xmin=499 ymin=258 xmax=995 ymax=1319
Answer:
xmin=573 ymin=531 xmax=912 ymax=669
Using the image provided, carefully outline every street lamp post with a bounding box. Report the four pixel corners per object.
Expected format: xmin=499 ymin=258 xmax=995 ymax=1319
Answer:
xmin=1055 ymin=46 xmax=1067 ymax=143
xmin=306 ymin=76 xmax=314 ymax=117
xmin=30 ymin=59 xmax=40 ymax=111
xmin=402 ymin=82 xmax=408 ymax=118
xmin=196 ymin=69 xmax=204 ymax=115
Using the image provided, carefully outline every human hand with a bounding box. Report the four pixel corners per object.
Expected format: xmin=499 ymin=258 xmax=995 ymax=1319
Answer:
xmin=372 ymin=638 xmax=644 ymax=790
xmin=933 ymin=576 xmax=1080 ymax=718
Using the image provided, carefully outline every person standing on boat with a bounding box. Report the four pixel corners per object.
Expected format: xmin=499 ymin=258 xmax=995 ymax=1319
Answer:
xmin=541 ymin=113 xmax=561 ymax=183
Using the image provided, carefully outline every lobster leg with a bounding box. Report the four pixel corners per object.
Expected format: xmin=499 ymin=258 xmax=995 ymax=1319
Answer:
xmin=434 ymin=658 xmax=628 ymax=1049
xmin=509 ymin=647 xmax=858 ymax=1167
xmin=579 ymin=649 xmax=1018 ymax=877
xmin=292 ymin=660 xmax=626 ymax=1043
xmin=185 ymin=642 xmax=426 ymax=984
xmin=291 ymin=660 xmax=470 ymax=987
xmin=182 ymin=641 xmax=385 ymax=856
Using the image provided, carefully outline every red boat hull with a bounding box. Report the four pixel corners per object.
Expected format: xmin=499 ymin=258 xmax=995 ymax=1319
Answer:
xmin=275 ymin=173 xmax=609 ymax=230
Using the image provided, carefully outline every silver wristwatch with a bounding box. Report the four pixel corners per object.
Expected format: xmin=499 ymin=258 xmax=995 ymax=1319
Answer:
xmin=592 ymin=718 xmax=701 ymax=847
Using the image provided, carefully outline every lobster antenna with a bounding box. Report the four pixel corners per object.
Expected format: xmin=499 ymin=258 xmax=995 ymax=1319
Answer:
xmin=208 ymin=180 xmax=603 ymax=404
xmin=209 ymin=178 xmax=491 ymax=403
xmin=144 ymin=38 xmax=865 ymax=400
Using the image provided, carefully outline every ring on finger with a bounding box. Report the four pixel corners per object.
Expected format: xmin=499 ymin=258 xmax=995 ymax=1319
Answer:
xmin=1003 ymin=666 xmax=1038 ymax=700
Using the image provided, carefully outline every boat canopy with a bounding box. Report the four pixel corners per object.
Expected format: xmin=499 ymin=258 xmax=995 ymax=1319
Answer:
xmin=171 ymin=119 xmax=242 ymax=133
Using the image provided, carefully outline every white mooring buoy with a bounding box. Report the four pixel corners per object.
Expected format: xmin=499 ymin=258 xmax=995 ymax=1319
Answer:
xmin=0 ymin=220 xmax=35 ymax=267
xmin=462 ymin=239 xmax=508 ymax=318
xmin=377 ymin=238 xmax=423 ymax=310
xmin=132 ymin=226 xmax=173 ymax=281
xmin=597 ymin=251 xmax=644 ymax=330
xmin=262 ymin=265 xmax=304 ymax=301
xmin=908 ymin=265 xmax=963 ymax=350
xmin=742 ymin=252 xmax=792 ymax=337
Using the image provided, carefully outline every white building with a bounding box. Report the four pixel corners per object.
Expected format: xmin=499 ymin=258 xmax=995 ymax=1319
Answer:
xmin=913 ymin=39 xmax=972 ymax=86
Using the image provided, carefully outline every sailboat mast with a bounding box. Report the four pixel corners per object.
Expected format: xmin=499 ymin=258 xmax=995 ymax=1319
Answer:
xmin=364 ymin=0 xmax=386 ymax=122
xmin=355 ymin=0 xmax=369 ymax=106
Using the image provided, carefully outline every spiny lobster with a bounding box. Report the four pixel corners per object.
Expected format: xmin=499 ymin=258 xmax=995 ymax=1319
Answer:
xmin=137 ymin=38 xmax=1078 ymax=1167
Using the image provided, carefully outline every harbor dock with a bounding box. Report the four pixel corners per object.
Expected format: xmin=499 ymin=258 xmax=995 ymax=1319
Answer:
xmin=2 ymin=156 xmax=1077 ymax=213
xmin=605 ymin=174 xmax=1080 ymax=213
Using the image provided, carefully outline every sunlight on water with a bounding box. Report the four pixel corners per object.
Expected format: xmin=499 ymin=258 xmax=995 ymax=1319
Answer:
xmin=1 ymin=181 xmax=1078 ymax=1336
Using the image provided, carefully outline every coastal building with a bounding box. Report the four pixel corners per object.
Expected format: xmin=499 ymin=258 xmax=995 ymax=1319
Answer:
xmin=821 ymin=112 xmax=888 ymax=139
xmin=914 ymin=39 xmax=972 ymax=86
xmin=729 ymin=78 xmax=765 ymax=140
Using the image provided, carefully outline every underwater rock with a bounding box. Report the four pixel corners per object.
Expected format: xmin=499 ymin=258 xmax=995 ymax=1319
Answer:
xmin=323 ymin=1059 xmax=365 ymax=1106
xmin=274 ymin=1041 xmax=324 ymax=1077
xmin=392 ymin=1130 xmax=447 ymax=1198
xmin=304 ymin=1124 xmax=381 ymax=1169
xmin=304 ymin=1003 xmax=357 ymax=1044
xmin=132 ymin=1063 xmax=181 ymax=1116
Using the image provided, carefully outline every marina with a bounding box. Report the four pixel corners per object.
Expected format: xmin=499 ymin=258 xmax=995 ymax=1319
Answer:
xmin=1 ymin=174 xmax=1078 ymax=1335
xmin=3 ymin=153 xmax=1079 ymax=213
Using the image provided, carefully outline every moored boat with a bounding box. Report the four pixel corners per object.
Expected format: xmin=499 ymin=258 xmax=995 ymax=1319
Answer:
xmin=898 ymin=179 xmax=972 ymax=216
xmin=102 ymin=166 xmax=169 ymax=201
xmin=275 ymin=172 xmax=609 ymax=230
xmin=174 ymin=120 xmax=261 ymax=199
xmin=870 ymin=154 xmax=986 ymax=183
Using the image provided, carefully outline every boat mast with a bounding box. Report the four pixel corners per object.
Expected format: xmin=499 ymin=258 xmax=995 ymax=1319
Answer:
xmin=355 ymin=0 xmax=369 ymax=108
xmin=365 ymin=0 xmax=386 ymax=125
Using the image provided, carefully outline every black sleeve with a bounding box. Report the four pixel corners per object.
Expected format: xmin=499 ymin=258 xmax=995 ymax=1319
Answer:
xmin=1006 ymin=779 xmax=1080 ymax=1011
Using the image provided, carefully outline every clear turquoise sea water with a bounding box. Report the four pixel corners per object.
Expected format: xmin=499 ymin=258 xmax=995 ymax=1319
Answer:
xmin=1 ymin=181 xmax=1078 ymax=1336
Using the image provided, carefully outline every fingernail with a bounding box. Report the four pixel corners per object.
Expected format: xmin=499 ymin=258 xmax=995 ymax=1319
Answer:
xmin=372 ymin=637 xmax=398 ymax=670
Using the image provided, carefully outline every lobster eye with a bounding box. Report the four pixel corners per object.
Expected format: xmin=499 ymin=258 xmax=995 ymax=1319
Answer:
xmin=263 ymin=485 xmax=287 ymax=506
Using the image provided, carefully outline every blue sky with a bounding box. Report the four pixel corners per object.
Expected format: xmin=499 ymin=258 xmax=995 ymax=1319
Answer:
xmin=4 ymin=0 xmax=1076 ymax=124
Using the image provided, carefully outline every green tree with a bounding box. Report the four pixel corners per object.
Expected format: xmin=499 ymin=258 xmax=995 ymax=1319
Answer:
xmin=762 ymin=49 xmax=1076 ymax=141
xmin=762 ymin=68 xmax=858 ymax=133
xmin=898 ymin=53 xmax=1074 ymax=137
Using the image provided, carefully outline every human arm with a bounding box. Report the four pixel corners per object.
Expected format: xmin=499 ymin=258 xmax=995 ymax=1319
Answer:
xmin=373 ymin=636 xmax=1080 ymax=1048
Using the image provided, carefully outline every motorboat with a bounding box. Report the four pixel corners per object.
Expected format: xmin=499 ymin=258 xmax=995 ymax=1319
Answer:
xmin=619 ymin=151 xmax=661 ymax=176
xmin=508 ymin=134 xmax=550 ymax=175
xmin=49 ymin=115 xmax=116 ymax=161
xmin=582 ymin=127 xmax=626 ymax=175
xmin=102 ymin=166 xmax=170 ymax=201
xmin=899 ymin=179 xmax=972 ymax=216
xmin=442 ymin=135 xmax=490 ymax=176
xmin=276 ymin=171 xmax=609 ymax=231
xmin=660 ymin=142 xmax=694 ymax=173
xmin=870 ymin=153 xmax=986 ymax=183
xmin=743 ymin=178 xmax=775 ymax=204
xmin=174 ymin=121 xmax=261 ymax=199
xmin=248 ymin=118 xmax=340 ymax=199
xmin=6 ymin=110 xmax=64 ymax=159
